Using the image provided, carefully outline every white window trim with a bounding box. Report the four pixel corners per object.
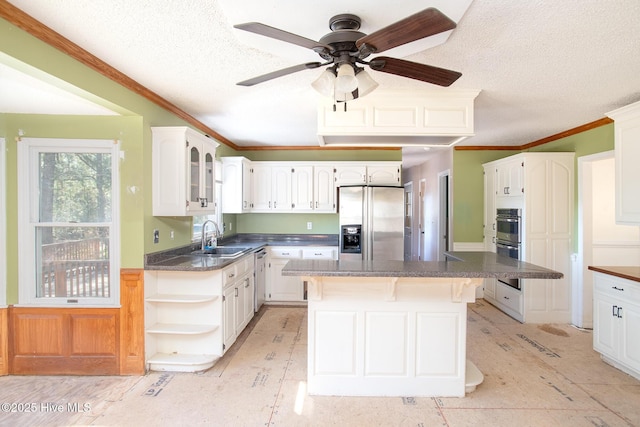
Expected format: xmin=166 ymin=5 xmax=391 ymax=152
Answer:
xmin=0 ymin=138 xmax=6 ymax=307
xmin=17 ymin=138 xmax=120 ymax=307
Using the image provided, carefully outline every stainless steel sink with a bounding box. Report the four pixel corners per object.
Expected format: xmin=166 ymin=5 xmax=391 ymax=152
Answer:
xmin=191 ymin=247 xmax=249 ymax=257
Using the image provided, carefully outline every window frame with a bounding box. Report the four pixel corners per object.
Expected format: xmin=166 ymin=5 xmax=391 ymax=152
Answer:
xmin=17 ymin=138 xmax=120 ymax=307
xmin=192 ymin=159 xmax=223 ymax=242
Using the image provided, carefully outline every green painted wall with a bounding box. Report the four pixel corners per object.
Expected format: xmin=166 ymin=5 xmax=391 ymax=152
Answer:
xmin=237 ymin=213 xmax=338 ymax=235
xmin=451 ymin=123 xmax=615 ymax=244
xmin=452 ymin=150 xmax=519 ymax=243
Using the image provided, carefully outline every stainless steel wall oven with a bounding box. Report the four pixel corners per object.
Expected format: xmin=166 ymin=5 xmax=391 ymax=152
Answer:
xmin=496 ymin=208 xmax=522 ymax=290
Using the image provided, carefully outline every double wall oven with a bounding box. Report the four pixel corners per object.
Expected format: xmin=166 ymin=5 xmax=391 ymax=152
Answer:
xmin=495 ymin=208 xmax=522 ymax=290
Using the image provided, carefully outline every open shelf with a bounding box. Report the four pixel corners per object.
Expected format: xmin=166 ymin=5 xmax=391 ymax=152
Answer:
xmin=146 ymin=294 xmax=218 ymax=304
xmin=147 ymin=352 xmax=219 ymax=372
xmin=146 ymin=323 xmax=219 ymax=335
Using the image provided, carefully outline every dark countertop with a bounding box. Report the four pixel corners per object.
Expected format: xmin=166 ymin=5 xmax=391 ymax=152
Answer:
xmin=282 ymin=251 xmax=563 ymax=279
xmin=145 ymin=234 xmax=339 ymax=271
xmin=588 ymin=266 xmax=640 ymax=283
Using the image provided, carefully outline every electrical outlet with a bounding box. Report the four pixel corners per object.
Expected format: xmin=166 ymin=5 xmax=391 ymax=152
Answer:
xmin=153 ymin=229 xmax=159 ymax=244
xmin=170 ymin=230 xmax=175 ymax=240
xmin=230 ymin=222 xmax=233 ymax=231
xmin=307 ymin=222 xmax=312 ymax=230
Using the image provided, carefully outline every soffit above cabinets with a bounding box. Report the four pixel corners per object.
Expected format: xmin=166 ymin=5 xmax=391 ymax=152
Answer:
xmin=317 ymin=88 xmax=480 ymax=148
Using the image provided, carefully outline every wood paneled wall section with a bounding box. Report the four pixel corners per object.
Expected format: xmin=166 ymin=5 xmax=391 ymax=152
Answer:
xmin=0 ymin=308 xmax=7 ymax=375
xmin=9 ymin=307 xmax=120 ymax=375
xmin=119 ymin=269 xmax=145 ymax=375
xmin=6 ymin=269 xmax=145 ymax=376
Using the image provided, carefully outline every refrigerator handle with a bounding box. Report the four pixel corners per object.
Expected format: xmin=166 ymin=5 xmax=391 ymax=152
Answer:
xmin=364 ymin=187 xmax=372 ymax=261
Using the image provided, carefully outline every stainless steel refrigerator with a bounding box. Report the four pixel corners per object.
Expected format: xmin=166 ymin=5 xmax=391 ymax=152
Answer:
xmin=338 ymin=186 xmax=405 ymax=261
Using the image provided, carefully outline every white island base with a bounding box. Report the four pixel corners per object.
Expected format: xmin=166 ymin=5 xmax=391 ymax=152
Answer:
xmin=303 ymin=276 xmax=483 ymax=397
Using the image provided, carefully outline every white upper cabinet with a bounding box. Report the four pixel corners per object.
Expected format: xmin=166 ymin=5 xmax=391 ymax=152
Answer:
xmin=152 ymin=126 xmax=219 ymax=216
xmin=313 ymin=165 xmax=336 ymax=212
xmin=495 ymin=158 xmax=523 ymax=200
xmin=249 ymin=163 xmax=292 ymax=212
xmin=367 ymin=164 xmax=402 ymax=186
xmin=334 ymin=164 xmax=367 ymax=185
xmin=250 ymin=163 xmax=274 ymax=212
xmin=221 ymin=156 xmax=251 ymax=213
xmin=606 ymin=100 xmax=640 ymax=225
xmin=291 ymin=165 xmax=314 ymax=212
xmin=334 ymin=162 xmax=402 ymax=186
xmin=221 ymin=159 xmax=398 ymax=213
xmin=271 ymin=165 xmax=293 ymax=212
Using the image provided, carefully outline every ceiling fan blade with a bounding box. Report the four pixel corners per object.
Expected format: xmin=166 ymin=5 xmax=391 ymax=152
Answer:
xmin=237 ymin=62 xmax=323 ymax=86
xmin=368 ymin=57 xmax=461 ymax=87
xmin=356 ymin=8 xmax=456 ymax=54
xmin=234 ymin=22 xmax=331 ymax=52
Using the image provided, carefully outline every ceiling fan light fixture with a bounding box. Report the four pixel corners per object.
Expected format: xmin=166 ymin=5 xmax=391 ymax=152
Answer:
xmin=355 ymin=70 xmax=378 ymax=97
xmin=335 ymin=63 xmax=358 ymax=93
xmin=334 ymin=88 xmax=357 ymax=103
xmin=311 ymin=69 xmax=336 ymax=97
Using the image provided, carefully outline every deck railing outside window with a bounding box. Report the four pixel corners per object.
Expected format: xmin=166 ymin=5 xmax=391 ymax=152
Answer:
xmin=40 ymin=237 xmax=110 ymax=298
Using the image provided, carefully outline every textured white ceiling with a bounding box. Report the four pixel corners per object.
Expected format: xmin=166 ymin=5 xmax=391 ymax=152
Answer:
xmin=4 ymin=0 xmax=640 ymax=167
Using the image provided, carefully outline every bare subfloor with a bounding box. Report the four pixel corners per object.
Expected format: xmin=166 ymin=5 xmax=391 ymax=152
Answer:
xmin=1 ymin=301 xmax=639 ymax=426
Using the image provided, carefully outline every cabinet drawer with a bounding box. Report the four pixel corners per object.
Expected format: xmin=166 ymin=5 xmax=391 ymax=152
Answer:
xmin=269 ymin=248 xmax=302 ymax=259
xmin=234 ymin=255 xmax=254 ymax=277
xmin=302 ymin=248 xmax=336 ymax=260
xmin=222 ymin=264 xmax=238 ymax=287
xmin=594 ymin=272 xmax=640 ymax=304
xmin=496 ymin=282 xmax=523 ymax=314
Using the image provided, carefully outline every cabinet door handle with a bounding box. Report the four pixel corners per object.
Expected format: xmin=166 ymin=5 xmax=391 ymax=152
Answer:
xmin=245 ymin=278 xmax=250 ymax=288
xmin=612 ymin=286 xmax=625 ymax=291
xmin=315 ymin=201 xmax=318 ymax=209
xmin=228 ymin=273 xmax=235 ymax=279
xmin=612 ymin=305 xmax=618 ymax=317
xmin=235 ymin=288 xmax=238 ymax=297
xmin=617 ymin=307 xmax=623 ymax=318
xmin=310 ymin=201 xmax=313 ymax=209
xmin=503 ymin=296 xmax=510 ymax=300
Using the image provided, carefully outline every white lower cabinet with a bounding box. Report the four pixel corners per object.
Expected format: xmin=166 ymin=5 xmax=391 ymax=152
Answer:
xmin=223 ymin=268 xmax=255 ymax=350
xmin=267 ymin=247 xmax=303 ymax=301
xmin=266 ymin=246 xmax=338 ymax=302
xmin=484 ymin=280 xmax=523 ymax=322
xmin=483 ymin=278 xmax=496 ymax=300
xmin=144 ymin=254 xmax=254 ymax=372
xmin=593 ymin=272 xmax=640 ymax=380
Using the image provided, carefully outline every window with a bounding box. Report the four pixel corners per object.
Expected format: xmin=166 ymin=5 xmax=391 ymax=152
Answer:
xmin=193 ymin=159 xmax=223 ymax=242
xmin=18 ymin=138 xmax=120 ymax=306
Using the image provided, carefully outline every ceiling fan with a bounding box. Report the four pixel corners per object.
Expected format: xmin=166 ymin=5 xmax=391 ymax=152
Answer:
xmin=234 ymin=7 xmax=462 ymax=99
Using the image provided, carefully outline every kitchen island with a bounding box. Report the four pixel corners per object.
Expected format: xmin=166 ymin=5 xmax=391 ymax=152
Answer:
xmin=282 ymin=252 xmax=562 ymax=397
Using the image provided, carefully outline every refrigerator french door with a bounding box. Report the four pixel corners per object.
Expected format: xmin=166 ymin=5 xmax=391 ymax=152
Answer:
xmin=339 ymin=186 xmax=404 ymax=261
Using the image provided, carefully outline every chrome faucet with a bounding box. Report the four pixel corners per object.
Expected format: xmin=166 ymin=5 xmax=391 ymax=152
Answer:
xmin=201 ymin=220 xmax=222 ymax=251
